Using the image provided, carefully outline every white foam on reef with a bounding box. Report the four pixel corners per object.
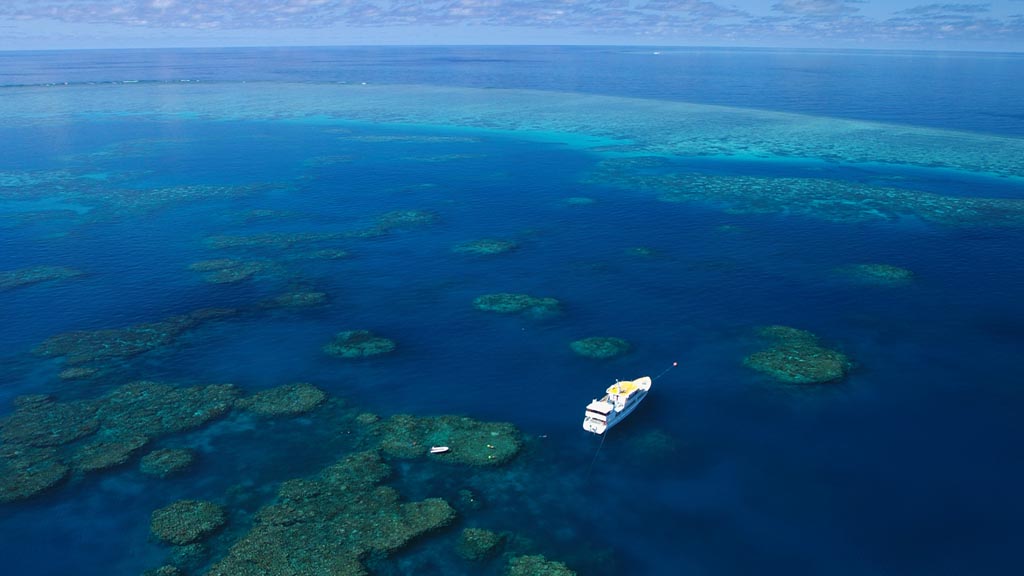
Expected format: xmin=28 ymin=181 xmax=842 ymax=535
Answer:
xmin=1 ymin=82 xmax=1023 ymax=179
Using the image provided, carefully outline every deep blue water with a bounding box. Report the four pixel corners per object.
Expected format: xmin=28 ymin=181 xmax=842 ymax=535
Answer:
xmin=1 ymin=47 xmax=1023 ymax=576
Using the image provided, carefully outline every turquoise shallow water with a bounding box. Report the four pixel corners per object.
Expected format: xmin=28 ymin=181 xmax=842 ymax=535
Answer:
xmin=1 ymin=48 xmax=1024 ymax=575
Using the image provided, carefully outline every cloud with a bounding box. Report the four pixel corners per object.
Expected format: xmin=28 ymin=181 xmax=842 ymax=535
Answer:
xmin=0 ymin=0 xmax=752 ymax=30
xmin=1 ymin=0 xmax=1022 ymax=47
xmin=639 ymin=0 xmax=748 ymax=19
xmin=895 ymin=3 xmax=991 ymax=15
xmin=771 ymin=0 xmax=862 ymax=17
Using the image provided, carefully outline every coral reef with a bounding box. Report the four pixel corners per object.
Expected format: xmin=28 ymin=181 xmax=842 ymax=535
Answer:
xmin=69 ymin=433 xmax=149 ymax=473
xmin=294 ymin=248 xmax=350 ymax=260
xmin=355 ymin=412 xmax=380 ymax=425
xmin=236 ymin=383 xmax=327 ymax=418
xmin=0 ymin=265 xmax=83 ymax=291
xmin=1 ymin=394 xmax=100 ymax=447
xmin=170 ymin=542 xmax=210 ymax=573
xmin=744 ymin=326 xmax=852 ymax=384
xmin=205 ymin=451 xmax=455 ymax=576
xmin=187 ymin=259 xmax=240 ymax=272
xmin=140 ymin=448 xmax=196 ymax=478
xmin=58 ymin=367 xmax=100 ymax=380
xmin=205 ymin=232 xmax=339 ymax=251
xmin=839 ymin=263 xmax=914 ymax=285
xmin=590 ymin=162 xmax=1024 ymax=226
xmin=188 ymin=259 xmax=272 ymax=284
xmin=368 ymin=414 xmax=521 ymax=466
xmin=377 ymin=209 xmax=440 ymax=228
xmin=0 ymin=445 xmax=69 ymax=504
xmin=323 ymin=330 xmax=397 ymax=359
xmin=266 ymin=291 xmax=328 ymax=308
xmin=34 ymin=308 xmax=237 ymax=365
xmin=143 ymin=566 xmax=183 ymax=576
xmin=238 ymin=208 xmax=298 ymax=222
xmin=570 ymin=337 xmax=631 ymax=359
xmin=150 ymin=500 xmax=227 ymax=545
xmin=457 ymin=488 xmax=484 ymax=512
xmin=458 ymin=527 xmax=504 ymax=561
xmin=472 ymin=293 xmax=561 ymax=318
xmin=342 ymin=226 xmax=391 ymax=239
xmin=9 ymin=83 xmax=1024 ymax=179
xmin=453 ymin=239 xmax=518 ymax=255
xmin=508 ymin=554 xmax=577 ymax=576
xmin=0 ymin=382 xmax=239 ymax=503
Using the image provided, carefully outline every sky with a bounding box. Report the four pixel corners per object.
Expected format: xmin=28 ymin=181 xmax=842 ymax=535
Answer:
xmin=1 ymin=1 xmax=1023 ymax=51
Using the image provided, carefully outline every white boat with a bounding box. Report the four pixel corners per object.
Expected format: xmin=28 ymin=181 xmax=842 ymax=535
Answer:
xmin=583 ymin=376 xmax=652 ymax=434
xmin=429 ymin=446 xmax=450 ymax=454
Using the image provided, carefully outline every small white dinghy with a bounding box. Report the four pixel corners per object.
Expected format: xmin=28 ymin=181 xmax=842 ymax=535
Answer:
xmin=429 ymin=446 xmax=450 ymax=454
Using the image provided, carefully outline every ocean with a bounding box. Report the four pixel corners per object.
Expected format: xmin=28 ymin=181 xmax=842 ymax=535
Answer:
xmin=1 ymin=46 xmax=1022 ymax=575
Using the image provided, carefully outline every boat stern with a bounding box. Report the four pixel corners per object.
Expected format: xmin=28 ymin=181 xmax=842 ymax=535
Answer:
xmin=583 ymin=399 xmax=613 ymax=435
xmin=583 ymin=417 xmax=608 ymax=435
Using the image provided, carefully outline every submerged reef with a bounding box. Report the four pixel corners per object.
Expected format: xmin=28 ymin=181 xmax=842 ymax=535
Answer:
xmin=628 ymin=246 xmax=660 ymax=258
xmin=205 ymin=451 xmax=455 ymax=576
xmin=591 ymin=160 xmax=1024 ymax=227
xmin=1 ymin=381 xmax=331 ymax=503
xmin=838 ymin=263 xmax=915 ymax=285
xmin=188 ymin=259 xmax=274 ymax=284
xmin=2 ymin=168 xmax=278 ymax=221
xmin=0 ymin=265 xmax=83 ymax=291
xmin=0 ymin=445 xmax=69 ymax=504
xmin=265 ymin=290 xmax=329 ymax=309
xmin=323 ymin=330 xmax=397 ymax=359
xmin=368 ymin=414 xmax=521 ymax=466
xmin=0 ymin=382 xmax=238 ymax=503
xmin=235 ymin=382 xmax=326 ymax=418
xmin=342 ymin=134 xmax=479 ymax=144
xmin=70 ymin=433 xmax=149 ymax=473
xmin=563 ymin=197 xmax=596 ymax=206
xmin=378 ymin=209 xmax=440 ymax=229
xmin=294 ymin=248 xmax=350 ymax=260
xmin=151 ymin=500 xmax=227 ymax=545
xmin=744 ymin=326 xmax=853 ymax=384
xmin=508 ymin=554 xmax=577 ymax=576
xmin=237 ymin=208 xmax=300 ymax=222
xmin=337 ymin=208 xmax=441 ymax=239
xmin=10 ymin=83 xmax=1024 ymax=178
xmin=458 ymin=527 xmax=504 ymax=561
xmin=473 ymin=293 xmax=562 ymax=318
xmin=143 ymin=566 xmax=183 ymax=576
xmin=57 ymin=367 xmax=100 ymax=381
xmin=570 ymin=337 xmax=631 ymax=359
xmin=205 ymin=232 xmax=340 ymax=251
xmin=453 ymin=239 xmax=518 ymax=255
xmin=140 ymin=448 xmax=196 ymax=478
xmin=34 ymin=308 xmax=237 ymax=365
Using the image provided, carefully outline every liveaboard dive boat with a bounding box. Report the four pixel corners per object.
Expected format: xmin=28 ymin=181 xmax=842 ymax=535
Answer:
xmin=582 ymin=376 xmax=652 ymax=434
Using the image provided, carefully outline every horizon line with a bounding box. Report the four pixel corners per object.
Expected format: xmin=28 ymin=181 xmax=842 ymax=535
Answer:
xmin=2 ymin=43 xmax=1023 ymax=55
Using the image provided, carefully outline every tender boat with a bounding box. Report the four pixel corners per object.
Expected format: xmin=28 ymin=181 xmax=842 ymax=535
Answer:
xmin=582 ymin=376 xmax=652 ymax=434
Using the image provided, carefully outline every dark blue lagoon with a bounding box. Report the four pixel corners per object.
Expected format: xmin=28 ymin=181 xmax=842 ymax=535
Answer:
xmin=1 ymin=47 xmax=1023 ymax=576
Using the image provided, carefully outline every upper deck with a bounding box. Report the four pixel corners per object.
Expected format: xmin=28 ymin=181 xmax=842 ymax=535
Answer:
xmin=606 ymin=377 xmax=651 ymax=398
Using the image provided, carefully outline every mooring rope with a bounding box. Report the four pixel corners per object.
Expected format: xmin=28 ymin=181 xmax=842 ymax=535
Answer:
xmin=585 ymin=426 xmax=609 ymax=483
xmin=653 ymin=360 xmax=679 ymax=381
